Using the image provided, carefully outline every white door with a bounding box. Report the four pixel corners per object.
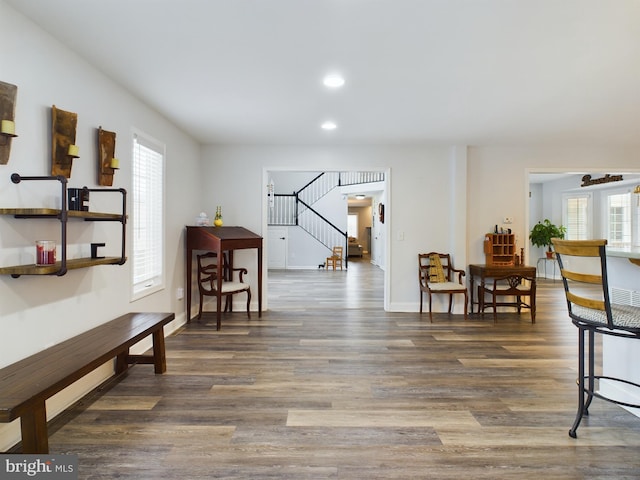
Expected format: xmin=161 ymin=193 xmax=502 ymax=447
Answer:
xmin=268 ymin=227 xmax=287 ymax=269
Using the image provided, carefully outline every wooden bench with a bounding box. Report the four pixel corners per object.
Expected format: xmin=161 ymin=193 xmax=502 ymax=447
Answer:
xmin=0 ymin=311 xmax=175 ymax=453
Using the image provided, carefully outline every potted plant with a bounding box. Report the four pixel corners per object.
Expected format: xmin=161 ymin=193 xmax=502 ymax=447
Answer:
xmin=529 ymin=219 xmax=566 ymax=258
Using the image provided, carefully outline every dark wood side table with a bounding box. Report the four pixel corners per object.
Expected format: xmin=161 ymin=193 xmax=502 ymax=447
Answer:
xmin=186 ymin=226 xmax=263 ymax=325
xmin=468 ymin=264 xmax=537 ymax=314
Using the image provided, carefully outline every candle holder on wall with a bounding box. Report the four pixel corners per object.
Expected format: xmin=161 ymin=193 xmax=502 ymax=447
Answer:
xmin=97 ymin=127 xmax=118 ymax=186
xmin=51 ymin=105 xmax=79 ymax=178
xmin=0 ymin=81 xmax=18 ymax=165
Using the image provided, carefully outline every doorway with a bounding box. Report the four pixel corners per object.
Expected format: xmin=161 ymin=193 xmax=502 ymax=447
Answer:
xmin=263 ymin=168 xmax=389 ymax=311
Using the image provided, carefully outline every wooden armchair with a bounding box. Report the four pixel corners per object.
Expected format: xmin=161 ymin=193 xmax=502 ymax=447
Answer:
xmin=418 ymin=253 xmax=468 ymax=321
xmin=480 ymin=274 xmax=536 ymax=323
xmin=197 ymin=252 xmax=251 ymax=330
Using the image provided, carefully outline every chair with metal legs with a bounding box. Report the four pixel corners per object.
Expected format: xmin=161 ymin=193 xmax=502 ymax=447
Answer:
xmin=552 ymin=238 xmax=640 ymax=438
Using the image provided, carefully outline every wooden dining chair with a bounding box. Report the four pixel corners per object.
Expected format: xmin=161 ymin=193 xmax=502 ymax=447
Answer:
xmin=326 ymin=246 xmax=344 ymax=270
xmin=480 ymin=274 xmax=536 ymax=323
xmin=197 ymin=251 xmax=251 ymax=330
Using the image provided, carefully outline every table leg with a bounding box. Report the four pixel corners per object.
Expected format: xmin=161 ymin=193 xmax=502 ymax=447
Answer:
xmin=186 ymin=247 xmax=192 ymax=322
xmin=469 ymin=272 xmax=475 ymax=313
xmin=257 ymin=244 xmax=263 ymax=317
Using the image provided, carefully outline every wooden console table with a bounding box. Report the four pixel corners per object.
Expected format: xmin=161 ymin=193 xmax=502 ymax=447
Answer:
xmin=186 ymin=226 xmax=263 ymax=325
xmin=468 ymin=264 xmax=537 ymax=314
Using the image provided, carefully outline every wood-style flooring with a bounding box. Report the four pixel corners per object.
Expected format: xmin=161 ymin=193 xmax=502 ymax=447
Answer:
xmin=47 ymin=257 xmax=640 ymax=479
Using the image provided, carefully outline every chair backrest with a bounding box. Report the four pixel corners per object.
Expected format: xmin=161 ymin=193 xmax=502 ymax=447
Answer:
xmin=418 ymin=252 xmax=452 ymax=284
xmin=197 ymin=252 xmax=229 ymax=292
xmin=332 ymin=246 xmax=343 ymax=258
xmin=492 ymin=274 xmax=535 ymax=294
xmin=551 ymin=238 xmax=615 ymax=329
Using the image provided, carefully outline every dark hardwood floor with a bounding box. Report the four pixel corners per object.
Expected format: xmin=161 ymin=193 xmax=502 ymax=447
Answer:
xmin=48 ymin=257 xmax=640 ymax=479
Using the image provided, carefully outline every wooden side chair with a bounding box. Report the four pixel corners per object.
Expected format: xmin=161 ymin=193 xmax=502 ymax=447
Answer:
xmin=326 ymin=246 xmax=344 ymax=270
xmin=480 ymin=274 xmax=536 ymax=323
xmin=418 ymin=252 xmax=468 ymax=322
xmin=197 ymin=251 xmax=251 ymax=330
xmin=552 ymin=238 xmax=640 ymax=438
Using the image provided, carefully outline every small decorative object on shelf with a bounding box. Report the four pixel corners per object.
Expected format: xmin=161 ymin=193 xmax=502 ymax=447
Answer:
xmin=91 ymin=242 xmax=106 ymax=259
xmin=35 ymin=240 xmax=56 ymax=266
xmin=196 ymin=212 xmax=210 ymax=226
xmin=68 ymin=187 xmax=90 ymax=211
xmin=214 ymin=206 xmax=223 ymax=227
xmin=0 ymin=80 xmax=18 ymax=164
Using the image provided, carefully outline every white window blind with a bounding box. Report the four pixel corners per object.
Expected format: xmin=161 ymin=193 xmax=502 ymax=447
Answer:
xmin=607 ymin=192 xmax=631 ymax=248
xmin=563 ymin=194 xmax=590 ymax=240
xmin=132 ymin=132 xmax=165 ymax=297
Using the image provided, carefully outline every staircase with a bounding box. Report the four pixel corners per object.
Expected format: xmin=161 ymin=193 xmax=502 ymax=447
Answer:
xmin=268 ymin=171 xmax=384 ymax=259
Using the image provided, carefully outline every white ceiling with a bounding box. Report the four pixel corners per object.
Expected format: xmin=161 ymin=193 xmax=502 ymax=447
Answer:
xmin=7 ymin=0 xmax=640 ymax=146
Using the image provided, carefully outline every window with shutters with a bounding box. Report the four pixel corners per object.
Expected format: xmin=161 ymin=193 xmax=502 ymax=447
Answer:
xmin=131 ymin=131 xmax=165 ymax=299
xmin=562 ymin=193 xmax=591 ymax=240
xmin=606 ymin=191 xmax=631 ymax=248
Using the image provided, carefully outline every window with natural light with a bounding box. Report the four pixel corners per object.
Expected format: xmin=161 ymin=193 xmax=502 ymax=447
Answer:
xmin=607 ymin=192 xmax=631 ymax=248
xmin=131 ymin=131 xmax=165 ymax=298
xmin=563 ymin=193 xmax=591 ymax=240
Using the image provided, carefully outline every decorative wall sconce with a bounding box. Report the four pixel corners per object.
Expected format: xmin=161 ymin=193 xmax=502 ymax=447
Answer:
xmin=97 ymin=127 xmax=118 ymax=186
xmin=0 ymin=81 xmax=18 ymax=165
xmin=51 ymin=105 xmax=79 ymax=178
xmin=634 ymin=185 xmax=640 ymax=195
xmin=0 ymin=120 xmax=17 ymax=145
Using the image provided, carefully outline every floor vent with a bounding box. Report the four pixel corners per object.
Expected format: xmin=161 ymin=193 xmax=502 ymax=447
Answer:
xmin=611 ymin=287 xmax=640 ymax=307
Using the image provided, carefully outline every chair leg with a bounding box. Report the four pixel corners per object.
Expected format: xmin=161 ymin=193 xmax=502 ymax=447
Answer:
xmin=448 ymin=295 xmax=453 ymax=314
xmin=569 ymin=326 xmax=590 ymax=438
xmin=428 ymin=294 xmax=433 ymax=323
xmin=198 ymin=293 xmax=204 ymax=320
xmin=585 ymin=329 xmax=596 ymax=414
xmin=246 ymin=288 xmax=252 ymax=319
xmin=419 ymin=290 xmax=423 ymax=314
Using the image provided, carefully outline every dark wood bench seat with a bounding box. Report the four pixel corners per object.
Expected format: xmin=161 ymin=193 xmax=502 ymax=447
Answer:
xmin=0 ymin=311 xmax=175 ymax=453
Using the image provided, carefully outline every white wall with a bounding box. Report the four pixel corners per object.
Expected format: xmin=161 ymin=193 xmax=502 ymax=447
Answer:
xmin=0 ymin=2 xmax=200 ymax=450
xmin=200 ymin=144 xmax=463 ymax=312
xmin=467 ymin=146 xmax=640 ymax=266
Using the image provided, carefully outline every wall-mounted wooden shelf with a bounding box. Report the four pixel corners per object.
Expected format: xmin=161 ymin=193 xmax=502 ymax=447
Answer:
xmin=0 ymin=257 xmax=125 ymax=277
xmin=0 ymin=174 xmax=127 ymax=277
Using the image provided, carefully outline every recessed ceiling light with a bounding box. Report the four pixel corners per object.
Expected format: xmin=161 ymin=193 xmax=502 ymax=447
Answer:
xmin=355 ymin=194 xmax=366 ymax=199
xmin=323 ymin=74 xmax=345 ymax=88
xmin=321 ymin=121 xmax=337 ymax=131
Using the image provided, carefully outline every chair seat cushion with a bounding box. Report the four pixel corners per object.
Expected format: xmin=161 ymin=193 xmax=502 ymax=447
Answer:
xmin=429 ymin=282 xmax=466 ymax=292
xmin=220 ymin=281 xmax=250 ymax=293
xmin=573 ymin=303 xmax=640 ymax=330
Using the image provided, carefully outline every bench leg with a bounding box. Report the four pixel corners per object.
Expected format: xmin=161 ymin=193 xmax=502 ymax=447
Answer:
xmin=115 ymin=349 xmax=130 ymax=374
xmin=152 ymin=328 xmax=167 ymax=374
xmin=20 ymin=400 xmax=48 ymax=453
